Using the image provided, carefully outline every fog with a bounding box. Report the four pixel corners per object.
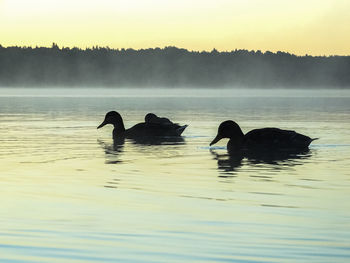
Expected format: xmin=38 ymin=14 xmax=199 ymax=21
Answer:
xmin=1 ymin=88 xmax=350 ymax=98
xmin=0 ymin=44 xmax=349 ymax=88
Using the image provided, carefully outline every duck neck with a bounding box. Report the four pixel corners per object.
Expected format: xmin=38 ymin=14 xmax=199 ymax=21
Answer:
xmin=228 ymin=129 xmax=245 ymax=150
xmin=113 ymin=122 xmax=125 ymax=133
xmin=228 ymin=136 xmax=244 ymax=149
xmin=228 ymin=126 xmax=244 ymax=139
xmin=111 ymin=116 xmax=126 ymax=134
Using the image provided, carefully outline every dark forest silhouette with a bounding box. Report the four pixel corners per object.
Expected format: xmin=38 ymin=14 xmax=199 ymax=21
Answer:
xmin=1 ymin=43 xmax=349 ymax=88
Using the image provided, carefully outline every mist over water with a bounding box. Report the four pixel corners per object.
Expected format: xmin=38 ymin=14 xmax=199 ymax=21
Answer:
xmin=1 ymin=88 xmax=350 ymax=263
xmin=1 ymin=46 xmax=350 ymax=88
xmin=1 ymin=87 xmax=350 ymax=98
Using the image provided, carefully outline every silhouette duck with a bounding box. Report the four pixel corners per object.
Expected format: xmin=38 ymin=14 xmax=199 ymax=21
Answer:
xmin=210 ymin=120 xmax=317 ymax=153
xmin=145 ymin=113 xmax=173 ymax=125
xmin=144 ymin=113 xmax=187 ymax=130
xmin=97 ymin=111 xmax=187 ymax=139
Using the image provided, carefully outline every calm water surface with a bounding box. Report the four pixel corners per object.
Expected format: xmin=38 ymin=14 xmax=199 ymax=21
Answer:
xmin=1 ymin=88 xmax=350 ymax=263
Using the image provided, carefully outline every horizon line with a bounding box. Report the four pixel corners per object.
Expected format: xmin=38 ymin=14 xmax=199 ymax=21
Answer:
xmin=1 ymin=43 xmax=349 ymax=58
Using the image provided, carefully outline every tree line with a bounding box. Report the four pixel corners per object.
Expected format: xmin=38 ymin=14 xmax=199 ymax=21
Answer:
xmin=0 ymin=43 xmax=349 ymax=88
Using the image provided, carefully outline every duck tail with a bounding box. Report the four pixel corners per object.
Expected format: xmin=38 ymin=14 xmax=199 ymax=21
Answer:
xmin=176 ymin=125 xmax=188 ymax=135
xmin=307 ymin=137 xmax=319 ymax=147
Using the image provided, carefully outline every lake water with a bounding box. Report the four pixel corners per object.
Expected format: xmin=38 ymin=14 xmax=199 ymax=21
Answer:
xmin=1 ymin=88 xmax=350 ymax=263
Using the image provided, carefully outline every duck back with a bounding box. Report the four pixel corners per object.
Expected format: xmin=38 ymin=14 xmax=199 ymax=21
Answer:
xmin=244 ymin=128 xmax=313 ymax=150
xmin=121 ymin=122 xmax=186 ymax=138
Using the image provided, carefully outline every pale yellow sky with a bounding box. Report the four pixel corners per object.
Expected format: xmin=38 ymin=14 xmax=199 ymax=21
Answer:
xmin=1 ymin=0 xmax=349 ymax=55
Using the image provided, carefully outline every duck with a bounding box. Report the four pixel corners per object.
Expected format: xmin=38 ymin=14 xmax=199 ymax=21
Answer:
xmin=210 ymin=120 xmax=317 ymax=153
xmin=145 ymin=113 xmax=173 ymax=125
xmin=144 ymin=112 xmax=188 ymax=136
xmin=97 ymin=111 xmax=187 ymax=139
xmin=144 ymin=113 xmax=187 ymax=130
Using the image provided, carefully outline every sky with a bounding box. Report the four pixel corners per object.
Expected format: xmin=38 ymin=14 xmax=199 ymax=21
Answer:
xmin=0 ymin=0 xmax=349 ymax=55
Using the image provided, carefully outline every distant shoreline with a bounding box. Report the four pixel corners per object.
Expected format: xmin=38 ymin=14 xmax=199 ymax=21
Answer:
xmin=1 ymin=44 xmax=349 ymax=88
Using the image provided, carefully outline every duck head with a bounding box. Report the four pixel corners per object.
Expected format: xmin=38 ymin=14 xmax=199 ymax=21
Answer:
xmin=145 ymin=113 xmax=158 ymax=123
xmin=97 ymin=111 xmax=124 ymax=129
xmin=210 ymin=120 xmax=244 ymax=146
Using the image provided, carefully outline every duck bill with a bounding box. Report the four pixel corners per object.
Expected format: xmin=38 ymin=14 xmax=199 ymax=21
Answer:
xmin=210 ymin=134 xmax=222 ymax=146
xmin=97 ymin=121 xmax=107 ymax=129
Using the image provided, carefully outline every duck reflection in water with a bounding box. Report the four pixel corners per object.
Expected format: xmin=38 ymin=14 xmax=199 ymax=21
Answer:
xmin=210 ymin=149 xmax=244 ymax=174
xmin=98 ymin=138 xmax=125 ymax=164
xmin=210 ymin=120 xmax=316 ymax=173
xmin=211 ymin=148 xmax=312 ymax=174
xmin=98 ymin=136 xmax=185 ymax=165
